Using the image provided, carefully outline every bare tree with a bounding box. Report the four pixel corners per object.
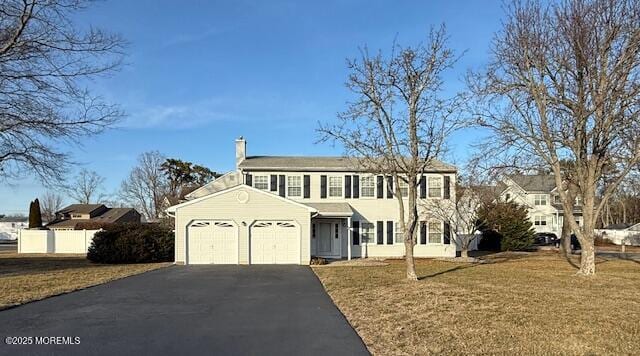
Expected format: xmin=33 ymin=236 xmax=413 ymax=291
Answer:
xmin=66 ymin=169 xmax=106 ymax=204
xmin=40 ymin=191 xmax=64 ymax=222
xmin=319 ymin=26 xmax=464 ymax=280
xmin=0 ymin=0 xmax=125 ymax=183
xmin=119 ymin=151 xmax=168 ymax=222
xmin=468 ymin=0 xmax=640 ymax=275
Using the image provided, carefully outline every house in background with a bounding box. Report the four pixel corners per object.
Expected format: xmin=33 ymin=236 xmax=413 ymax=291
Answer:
xmin=498 ymin=174 xmax=583 ymax=237
xmin=46 ymin=204 xmax=141 ymax=230
xmin=595 ymin=223 xmax=640 ymax=246
xmin=0 ymin=216 xmax=28 ymax=241
xmin=167 ymin=137 xmax=458 ymax=265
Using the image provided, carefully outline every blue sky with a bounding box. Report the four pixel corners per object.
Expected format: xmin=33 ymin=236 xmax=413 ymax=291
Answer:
xmin=1 ymin=0 xmax=503 ymax=215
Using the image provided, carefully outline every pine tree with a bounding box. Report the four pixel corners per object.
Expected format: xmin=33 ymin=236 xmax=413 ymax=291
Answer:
xmin=28 ymin=199 xmax=43 ymax=229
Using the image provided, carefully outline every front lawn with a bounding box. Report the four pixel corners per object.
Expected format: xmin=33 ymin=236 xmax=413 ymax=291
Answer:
xmin=0 ymin=253 xmax=170 ymax=310
xmin=313 ymin=252 xmax=640 ymax=355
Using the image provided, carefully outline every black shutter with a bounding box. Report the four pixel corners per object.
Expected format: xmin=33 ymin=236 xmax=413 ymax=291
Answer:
xmin=270 ymin=175 xmax=278 ymax=192
xmin=444 ymin=222 xmax=451 ymax=244
xmin=420 ymin=177 xmax=426 ymax=198
xmin=352 ymin=175 xmax=360 ymax=198
xmin=278 ymin=174 xmax=285 ymax=197
xmin=420 ymin=221 xmax=427 ymax=244
xmin=376 ymin=175 xmax=384 ymax=198
xmin=303 ymin=175 xmax=310 ymax=198
xmin=387 ymin=176 xmax=394 ymax=198
xmin=386 ymin=221 xmax=394 ymax=244
xmin=320 ymin=175 xmax=327 ymax=199
xmin=345 ymin=175 xmax=352 ymax=198
xmin=377 ymin=221 xmax=383 ymax=245
xmin=246 ymin=174 xmax=252 ymax=186
xmin=352 ymin=221 xmax=360 ymax=245
xmin=444 ymin=176 xmax=451 ymax=199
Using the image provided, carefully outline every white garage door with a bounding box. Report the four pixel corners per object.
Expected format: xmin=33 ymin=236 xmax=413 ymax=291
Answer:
xmin=250 ymin=221 xmax=300 ymax=264
xmin=187 ymin=220 xmax=238 ymax=264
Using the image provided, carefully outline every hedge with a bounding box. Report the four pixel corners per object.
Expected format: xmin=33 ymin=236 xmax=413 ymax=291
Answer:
xmin=87 ymin=223 xmax=174 ymax=264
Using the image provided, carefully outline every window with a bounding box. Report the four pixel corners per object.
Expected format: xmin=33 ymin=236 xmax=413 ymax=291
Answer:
xmin=253 ymin=175 xmax=269 ymax=190
xmin=329 ymin=176 xmax=343 ymax=197
xmin=361 ymin=222 xmax=375 ymax=244
xmin=398 ymin=178 xmax=409 ymax=197
xmin=534 ymin=215 xmax=547 ymax=226
xmin=428 ymin=177 xmax=442 ymax=198
xmin=534 ymin=194 xmax=547 ymax=206
xmin=428 ymin=221 xmax=442 ymax=243
xmin=360 ymin=176 xmax=375 ymax=198
xmin=287 ymin=176 xmax=301 ymax=197
xmin=394 ymin=222 xmax=404 ymax=243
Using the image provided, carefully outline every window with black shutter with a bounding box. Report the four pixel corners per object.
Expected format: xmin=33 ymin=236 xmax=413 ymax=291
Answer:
xmin=386 ymin=176 xmax=394 ymax=198
xmin=376 ymin=221 xmax=383 ymax=244
xmin=352 ymin=175 xmax=360 ymax=198
xmin=345 ymin=175 xmax=352 ymax=198
xmin=303 ymin=175 xmax=311 ymax=198
xmin=352 ymin=221 xmax=360 ymax=245
xmin=444 ymin=222 xmax=451 ymax=244
xmin=420 ymin=221 xmax=427 ymax=244
xmin=444 ymin=176 xmax=451 ymax=199
xmin=278 ymin=174 xmax=285 ymax=197
xmin=386 ymin=221 xmax=393 ymax=244
xmin=246 ymin=174 xmax=252 ymax=186
xmin=376 ymin=176 xmax=384 ymax=198
xmin=420 ymin=177 xmax=426 ymax=198
xmin=320 ymin=175 xmax=327 ymax=199
xmin=270 ymin=175 xmax=278 ymax=192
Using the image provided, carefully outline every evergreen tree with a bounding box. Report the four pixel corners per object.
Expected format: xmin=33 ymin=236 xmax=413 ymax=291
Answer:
xmin=28 ymin=199 xmax=43 ymax=229
xmin=478 ymin=201 xmax=535 ymax=251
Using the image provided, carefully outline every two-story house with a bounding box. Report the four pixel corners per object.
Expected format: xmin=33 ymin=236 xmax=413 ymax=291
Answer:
xmin=499 ymin=174 xmax=583 ymax=237
xmin=46 ymin=204 xmax=141 ymax=230
xmin=166 ymin=137 xmax=458 ymax=265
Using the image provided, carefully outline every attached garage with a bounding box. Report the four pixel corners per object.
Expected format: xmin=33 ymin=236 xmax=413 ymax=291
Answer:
xmin=250 ymin=221 xmax=300 ymax=264
xmin=187 ymin=220 xmax=238 ymax=264
xmin=168 ymin=185 xmax=315 ymax=265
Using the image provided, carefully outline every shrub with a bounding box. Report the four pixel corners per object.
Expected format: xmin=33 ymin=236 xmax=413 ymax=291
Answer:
xmin=478 ymin=229 xmax=502 ymax=251
xmin=87 ymin=223 xmax=174 ymax=264
xmin=477 ymin=201 xmax=535 ymax=251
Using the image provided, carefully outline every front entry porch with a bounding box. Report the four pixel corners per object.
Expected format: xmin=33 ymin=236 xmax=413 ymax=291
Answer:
xmin=304 ymin=202 xmax=354 ymax=261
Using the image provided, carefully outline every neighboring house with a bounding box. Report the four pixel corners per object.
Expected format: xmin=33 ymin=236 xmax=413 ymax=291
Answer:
xmin=167 ymin=137 xmax=458 ymax=265
xmin=498 ymin=174 xmax=583 ymax=237
xmin=46 ymin=204 xmax=141 ymax=230
xmin=0 ymin=216 xmax=28 ymax=241
xmin=595 ymin=223 xmax=640 ymax=246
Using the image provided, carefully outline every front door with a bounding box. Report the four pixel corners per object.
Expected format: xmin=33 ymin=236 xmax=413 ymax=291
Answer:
xmin=316 ymin=221 xmax=341 ymax=257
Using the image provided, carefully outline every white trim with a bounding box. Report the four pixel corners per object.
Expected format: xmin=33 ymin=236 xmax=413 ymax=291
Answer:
xmin=286 ymin=174 xmax=303 ymax=198
xmin=327 ymin=175 xmax=344 ymax=199
xmin=359 ymin=175 xmax=376 ymax=199
xmin=166 ymin=184 xmax=317 ymax=213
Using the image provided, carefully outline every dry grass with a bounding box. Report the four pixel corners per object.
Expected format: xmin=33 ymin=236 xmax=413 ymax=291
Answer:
xmin=0 ymin=253 xmax=170 ymax=310
xmin=313 ymin=252 xmax=640 ymax=355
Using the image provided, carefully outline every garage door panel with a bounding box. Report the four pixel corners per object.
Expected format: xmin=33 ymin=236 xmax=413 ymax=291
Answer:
xmin=250 ymin=221 xmax=300 ymax=264
xmin=187 ymin=220 xmax=238 ymax=265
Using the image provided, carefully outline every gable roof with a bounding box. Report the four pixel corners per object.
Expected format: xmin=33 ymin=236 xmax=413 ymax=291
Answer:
xmin=238 ymin=156 xmax=456 ymax=173
xmin=56 ymin=204 xmax=106 ymax=215
xmin=507 ymin=174 xmax=557 ymax=193
xmin=166 ymin=184 xmax=318 ymax=213
xmin=46 ymin=208 xmax=139 ymax=229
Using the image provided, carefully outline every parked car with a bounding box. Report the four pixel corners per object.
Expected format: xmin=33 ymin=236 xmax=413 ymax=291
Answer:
xmin=534 ymin=232 xmax=558 ymax=246
xmin=553 ymin=234 xmax=582 ymax=250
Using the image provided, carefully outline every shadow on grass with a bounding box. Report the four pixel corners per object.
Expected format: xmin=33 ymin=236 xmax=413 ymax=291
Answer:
xmin=418 ymin=264 xmax=481 ymax=280
xmin=0 ymin=256 xmax=92 ymax=277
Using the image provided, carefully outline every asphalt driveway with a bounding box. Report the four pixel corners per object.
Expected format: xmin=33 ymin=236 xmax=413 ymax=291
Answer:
xmin=0 ymin=265 xmax=368 ymax=355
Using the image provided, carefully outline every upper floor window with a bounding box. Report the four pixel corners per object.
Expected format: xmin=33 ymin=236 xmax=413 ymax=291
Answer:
xmin=361 ymin=222 xmax=375 ymax=244
xmin=253 ymin=175 xmax=269 ymax=190
xmin=398 ymin=178 xmax=409 ymax=197
xmin=328 ymin=176 xmax=343 ymax=197
xmin=428 ymin=221 xmax=442 ymax=243
xmin=287 ymin=176 xmax=301 ymax=197
xmin=534 ymin=194 xmax=547 ymax=206
xmin=360 ymin=176 xmax=375 ymax=198
xmin=428 ymin=177 xmax=442 ymax=198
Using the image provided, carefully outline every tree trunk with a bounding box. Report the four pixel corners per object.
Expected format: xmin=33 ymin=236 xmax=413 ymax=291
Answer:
xmin=578 ymin=237 xmax=596 ymax=276
xmin=461 ymin=246 xmax=469 ymax=259
xmin=559 ymin=217 xmax=572 ymax=257
xmin=404 ymin=238 xmax=418 ymax=280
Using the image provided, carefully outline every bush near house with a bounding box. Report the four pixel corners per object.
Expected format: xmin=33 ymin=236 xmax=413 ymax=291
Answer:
xmin=87 ymin=223 xmax=174 ymax=264
xmin=478 ymin=201 xmax=535 ymax=251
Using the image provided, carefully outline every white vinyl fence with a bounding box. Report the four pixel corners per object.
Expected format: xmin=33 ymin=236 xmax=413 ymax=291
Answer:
xmin=18 ymin=229 xmax=101 ymax=254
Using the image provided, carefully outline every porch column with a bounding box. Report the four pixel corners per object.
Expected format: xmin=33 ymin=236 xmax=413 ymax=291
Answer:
xmin=347 ymin=216 xmax=352 ymax=260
